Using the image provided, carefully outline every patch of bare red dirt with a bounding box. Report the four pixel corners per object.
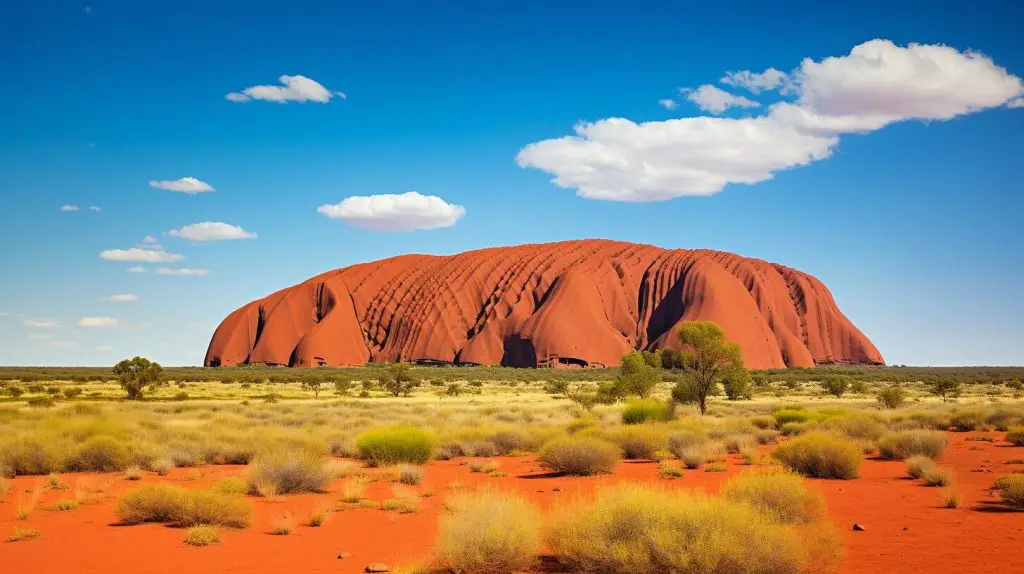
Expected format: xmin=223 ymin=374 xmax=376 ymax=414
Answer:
xmin=205 ymin=239 xmax=882 ymax=370
xmin=2 ymin=432 xmax=1020 ymax=573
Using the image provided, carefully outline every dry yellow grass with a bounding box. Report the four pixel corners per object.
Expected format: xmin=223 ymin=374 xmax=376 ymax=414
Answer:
xmin=436 ymin=489 xmax=540 ymax=574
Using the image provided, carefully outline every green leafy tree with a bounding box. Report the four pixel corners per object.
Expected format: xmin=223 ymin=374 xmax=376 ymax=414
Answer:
xmin=381 ymin=363 xmax=420 ymax=397
xmin=333 ymin=377 xmax=353 ymax=397
xmin=614 ymin=351 xmax=661 ymax=398
xmin=721 ymin=367 xmax=753 ymax=400
xmin=820 ymin=376 xmax=850 ymax=398
xmin=670 ymin=322 xmax=746 ymax=415
xmin=657 ymin=348 xmax=683 ymax=370
xmin=445 ymin=383 xmax=462 ymax=397
xmin=301 ymin=375 xmax=324 ymax=398
xmin=928 ymin=378 xmax=962 ymax=402
xmin=112 ymin=356 xmax=164 ymax=400
xmin=640 ymin=350 xmax=662 ymax=370
xmin=876 ymin=386 xmax=906 ymax=409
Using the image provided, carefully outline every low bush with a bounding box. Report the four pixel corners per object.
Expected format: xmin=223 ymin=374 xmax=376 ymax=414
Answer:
xmin=270 ymin=512 xmax=294 ymax=535
xmin=184 ymin=525 xmax=220 ymax=546
xmin=398 ymin=464 xmax=424 ymax=485
xmin=666 ymin=429 xmax=706 ymax=459
xmin=720 ymin=470 xmax=825 ymax=524
xmin=680 ymin=446 xmax=705 ymax=469
xmin=70 ymin=435 xmax=131 ymax=472
xmin=538 ymin=436 xmax=619 ymax=476
xmin=922 ymin=466 xmax=953 ymax=487
xmin=723 ymin=433 xmax=757 ymax=454
xmin=993 ymin=474 xmax=1024 ymax=508
xmin=943 ymin=489 xmax=961 ymax=509
xmin=246 ymin=449 xmax=332 ymax=495
xmin=436 ymin=489 xmax=540 ymax=574
xmin=878 ymin=430 xmax=948 ymax=460
xmin=611 ymin=426 xmax=665 ymax=460
xmin=115 ymin=484 xmax=251 ymax=528
xmin=773 ymin=407 xmax=815 ymax=426
xmin=151 ymin=458 xmax=174 ymax=476
xmin=905 ymin=455 xmax=935 ymax=479
xmin=876 ymin=386 xmax=906 ymax=409
xmin=356 ymin=426 xmax=436 ymax=466
xmin=949 ymin=409 xmax=986 ymax=432
xmin=545 ymin=484 xmax=814 ymax=573
xmin=772 ymin=432 xmax=861 ymax=479
xmin=621 ymin=399 xmax=670 ymax=425
xmin=212 ymin=477 xmax=248 ymax=495
xmin=7 ymin=527 xmax=40 ymax=542
xmin=1005 ymin=426 xmax=1024 ymax=446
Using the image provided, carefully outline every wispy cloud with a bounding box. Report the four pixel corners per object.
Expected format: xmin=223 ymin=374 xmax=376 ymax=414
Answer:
xmin=106 ymin=294 xmax=138 ymax=302
xmin=100 ymin=247 xmax=184 ymax=263
xmin=149 ymin=177 xmax=214 ymax=194
xmin=22 ymin=317 xmax=61 ymax=328
xmin=156 ymin=267 xmax=209 ymax=276
xmin=88 ymin=206 xmax=101 ymax=212
xmin=168 ymin=222 xmax=257 ymax=242
xmin=78 ymin=317 xmax=119 ymax=328
xmin=682 ymin=85 xmax=761 ymax=114
xmin=127 ymin=266 xmax=148 ymax=274
xmin=226 ymin=75 xmax=345 ymax=104
xmin=720 ymin=68 xmax=788 ymax=94
xmin=60 ymin=204 xmax=79 ymax=212
xmin=658 ymin=99 xmax=678 ymax=110
xmin=318 ymin=191 xmax=466 ymax=231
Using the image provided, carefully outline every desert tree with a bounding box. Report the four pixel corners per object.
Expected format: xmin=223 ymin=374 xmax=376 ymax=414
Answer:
xmin=820 ymin=376 xmax=850 ymax=398
xmin=640 ymin=350 xmax=662 ymax=370
xmin=928 ymin=378 xmax=962 ymax=402
xmin=670 ymin=322 xmax=747 ymax=415
xmin=380 ymin=363 xmax=420 ymax=397
xmin=657 ymin=348 xmax=683 ymax=370
xmin=614 ymin=351 xmax=661 ymax=398
xmin=113 ymin=356 xmax=164 ymax=400
xmin=301 ymin=375 xmax=324 ymax=398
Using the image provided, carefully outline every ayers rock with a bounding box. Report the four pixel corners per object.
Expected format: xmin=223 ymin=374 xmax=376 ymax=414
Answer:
xmin=205 ymin=239 xmax=883 ymax=370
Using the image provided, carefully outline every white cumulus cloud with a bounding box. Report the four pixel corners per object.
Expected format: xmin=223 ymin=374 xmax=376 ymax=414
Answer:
xmin=658 ymin=98 xmax=678 ymax=110
xmin=168 ymin=222 xmax=257 ymax=242
xmin=88 ymin=206 xmax=101 ymax=212
xmin=79 ymin=317 xmax=119 ymax=328
xmin=156 ymin=267 xmax=209 ymax=276
xmin=149 ymin=177 xmax=214 ymax=194
xmin=226 ymin=75 xmax=344 ymax=103
xmin=100 ymin=247 xmax=184 ymax=263
xmin=60 ymin=204 xmax=79 ymax=212
xmin=107 ymin=294 xmax=138 ymax=302
xmin=318 ymin=192 xmax=466 ymax=232
xmin=127 ymin=266 xmax=147 ymax=274
xmin=516 ymin=39 xmax=1024 ymax=202
xmin=720 ymin=68 xmax=788 ymax=93
xmin=683 ymin=85 xmax=761 ymax=114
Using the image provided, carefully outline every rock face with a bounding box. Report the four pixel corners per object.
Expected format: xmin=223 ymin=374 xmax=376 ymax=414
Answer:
xmin=205 ymin=240 xmax=883 ymax=370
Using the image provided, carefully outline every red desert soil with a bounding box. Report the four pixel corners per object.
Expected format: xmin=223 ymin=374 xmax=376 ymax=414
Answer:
xmin=3 ymin=433 xmax=1021 ymax=573
xmin=204 ymin=239 xmax=883 ymax=370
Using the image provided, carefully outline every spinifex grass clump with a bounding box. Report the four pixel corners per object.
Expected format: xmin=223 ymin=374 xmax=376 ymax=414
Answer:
xmin=878 ymin=430 xmax=948 ymax=460
xmin=356 ymin=426 xmax=436 ymax=466
xmin=993 ymin=474 xmax=1024 ymax=508
xmin=115 ymin=484 xmax=251 ymax=528
xmin=544 ymin=484 xmax=813 ymax=573
xmin=772 ymin=432 xmax=862 ymax=479
xmin=436 ymin=489 xmax=540 ymax=574
xmin=246 ymin=449 xmax=333 ymax=495
xmin=719 ymin=470 xmax=825 ymax=524
xmin=537 ymin=436 xmax=619 ymax=476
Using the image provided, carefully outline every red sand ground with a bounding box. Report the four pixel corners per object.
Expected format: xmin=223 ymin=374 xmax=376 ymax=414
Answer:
xmin=205 ymin=239 xmax=883 ymax=370
xmin=2 ymin=432 xmax=1021 ymax=573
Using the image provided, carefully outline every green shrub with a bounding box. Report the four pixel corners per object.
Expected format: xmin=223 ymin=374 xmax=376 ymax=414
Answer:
xmin=621 ymin=399 xmax=669 ymax=425
xmin=878 ymin=430 xmax=948 ymax=460
xmin=922 ymin=466 xmax=953 ymax=487
xmin=246 ymin=450 xmax=332 ymax=495
xmin=0 ymin=436 xmax=69 ymax=475
xmin=773 ymin=407 xmax=815 ymax=426
xmin=71 ymin=435 xmax=131 ymax=472
xmin=538 ymin=437 xmax=619 ymax=476
xmin=212 ymin=477 xmax=248 ymax=495
xmin=876 ymin=386 xmax=906 ymax=409
xmin=436 ymin=489 xmax=540 ymax=573
xmin=115 ymin=484 xmax=251 ymax=528
xmin=1006 ymin=427 xmax=1024 ymax=446
xmin=772 ymin=432 xmax=861 ymax=479
xmin=356 ymin=425 xmax=436 ymax=466
xmin=994 ymin=474 xmax=1024 ymax=508
xmin=545 ymin=484 xmax=812 ymax=573
xmin=720 ymin=470 xmax=825 ymax=524
xmin=666 ymin=429 xmax=706 ymax=459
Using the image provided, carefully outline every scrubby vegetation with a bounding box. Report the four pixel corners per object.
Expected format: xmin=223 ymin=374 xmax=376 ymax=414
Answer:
xmin=878 ymin=430 xmax=948 ymax=460
xmin=720 ymin=470 xmax=826 ymax=524
xmin=115 ymin=484 xmax=251 ymax=527
xmin=436 ymin=489 xmax=540 ymax=573
xmin=356 ymin=426 xmax=436 ymax=466
xmin=538 ymin=436 xmax=619 ymax=475
xmin=246 ymin=449 xmax=333 ymax=495
xmin=993 ymin=474 xmax=1024 ymax=508
xmin=773 ymin=432 xmax=862 ymax=479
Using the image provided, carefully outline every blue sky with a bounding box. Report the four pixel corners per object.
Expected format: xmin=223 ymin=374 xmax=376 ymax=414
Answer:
xmin=1 ymin=1 xmax=1022 ymax=366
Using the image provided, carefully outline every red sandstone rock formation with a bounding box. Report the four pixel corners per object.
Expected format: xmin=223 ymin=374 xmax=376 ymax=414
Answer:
xmin=205 ymin=240 xmax=883 ymax=370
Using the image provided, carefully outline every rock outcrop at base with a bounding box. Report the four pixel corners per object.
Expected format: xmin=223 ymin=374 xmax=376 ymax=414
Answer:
xmin=204 ymin=240 xmax=883 ymax=370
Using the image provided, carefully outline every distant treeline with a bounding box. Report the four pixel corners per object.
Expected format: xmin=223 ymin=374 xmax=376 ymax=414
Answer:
xmin=1 ymin=364 xmax=1021 ymax=386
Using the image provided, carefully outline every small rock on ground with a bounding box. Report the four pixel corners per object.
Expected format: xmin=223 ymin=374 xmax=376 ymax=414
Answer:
xmin=852 ymin=523 xmax=866 ymax=531
xmin=365 ymin=564 xmax=389 ymax=573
